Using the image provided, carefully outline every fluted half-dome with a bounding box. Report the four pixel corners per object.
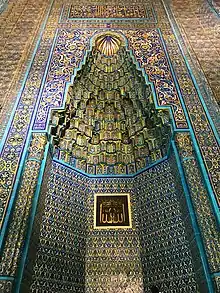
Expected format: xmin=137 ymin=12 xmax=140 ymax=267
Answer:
xmin=96 ymin=34 xmax=121 ymax=56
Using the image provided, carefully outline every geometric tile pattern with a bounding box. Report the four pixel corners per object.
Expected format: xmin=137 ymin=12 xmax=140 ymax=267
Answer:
xmin=86 ymin=177 xmax=143 ymax=293
xmin=175 ymin=132 xmax=220 ymax=274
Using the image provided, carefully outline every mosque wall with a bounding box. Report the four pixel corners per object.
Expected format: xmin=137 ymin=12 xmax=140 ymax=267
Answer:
xmin=21 ymin=151 xmax=53 ymax=293
xmin=0 ymin=0 xmax=219 ymax=292
xmin=168 ymin=150 xmax=209 ymax=293
xmin=0 ymin=0 xmax=51 ymax=140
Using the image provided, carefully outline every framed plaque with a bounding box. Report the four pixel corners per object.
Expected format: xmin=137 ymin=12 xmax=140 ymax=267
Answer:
xmin=94 ymin=193 xmax=132 ymax=229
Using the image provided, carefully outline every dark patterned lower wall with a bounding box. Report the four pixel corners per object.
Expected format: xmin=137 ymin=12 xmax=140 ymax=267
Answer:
xmin=135 ymin=160 xmax=198 ymax=293
xmin=25 ymin=157 xmax=199 ymax=293
xmin=21 ymin=152 xmax=53 ymax=293
xmin=85 ymin=178 xmax=143 ymax=293
xmin=29 ymin=161 xmax=89 ymax=293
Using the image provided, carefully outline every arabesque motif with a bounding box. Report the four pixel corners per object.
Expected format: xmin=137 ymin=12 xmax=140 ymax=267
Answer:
xmin=124 ymin=29 xmax=188 ymax=129
xmin=33 ymin=29 xmax=94 ymax=130
xmin=160 ymin=27 xmax=220 ymax=205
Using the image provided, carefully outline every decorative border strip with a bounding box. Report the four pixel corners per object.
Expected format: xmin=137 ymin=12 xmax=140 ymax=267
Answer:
xmin=60 ymin=3 xmax=157 ymax=23
xmin=162 ymin=0 xmax=220 ymax=139
xmin=171 ymin=140 xmax=215 ymax=293
xmin=0 ymin=0 xmax=57 ymax=231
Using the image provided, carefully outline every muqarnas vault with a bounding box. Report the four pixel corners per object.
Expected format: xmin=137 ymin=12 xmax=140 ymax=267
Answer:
xmin=50 ymin=33 xmax=171 ymax=175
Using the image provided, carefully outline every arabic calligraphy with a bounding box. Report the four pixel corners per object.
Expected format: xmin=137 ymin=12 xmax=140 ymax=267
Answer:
xmin=100 ymin=200 xmax=126 ymax=224
xmin=69 ymin=5 xmax=147 ymax=19
xmin=94 ymin=194 xmax=131 ymax=228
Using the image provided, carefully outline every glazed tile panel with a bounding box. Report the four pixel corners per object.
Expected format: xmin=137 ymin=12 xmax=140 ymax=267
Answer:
xmin=0 ymin=1 xmax=61 ymax=228
xmin=31 ymin=25 xmax=219 ymax=203
xmin=170 ymin=0 xmax=220 ymax=105
xmin=0 ymin=0 xmax=51 ymax=140
xmin=158 ymin=25 xmax=220 ymax=205
xmin=86 ymin=177 xmax=143 ymax=293
xmin=33 ymin=29 xmax=94 ymax=130
xmin=60 ymin=1 xmax=157 ymax=23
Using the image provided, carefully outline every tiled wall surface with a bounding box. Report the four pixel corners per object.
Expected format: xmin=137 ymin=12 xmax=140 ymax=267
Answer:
xmin=135 ymin=160 xmax=198 ymax=293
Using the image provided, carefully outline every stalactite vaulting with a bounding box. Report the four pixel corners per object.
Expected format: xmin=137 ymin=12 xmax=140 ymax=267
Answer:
xmin=50 ymin=34 xmax=171 ymax=175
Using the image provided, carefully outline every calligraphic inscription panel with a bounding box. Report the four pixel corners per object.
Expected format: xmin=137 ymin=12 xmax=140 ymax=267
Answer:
xmin=69 ymin=5 xmax=147 ymax=19
xmin=94 ymin=193 xmax=132 ymax=229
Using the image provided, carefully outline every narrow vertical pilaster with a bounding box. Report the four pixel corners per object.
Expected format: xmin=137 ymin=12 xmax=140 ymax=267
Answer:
xmin=175 ymin=132 xmax=219 ymax=292
xmin=0 ymin=133 xmax=47 ymax=291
